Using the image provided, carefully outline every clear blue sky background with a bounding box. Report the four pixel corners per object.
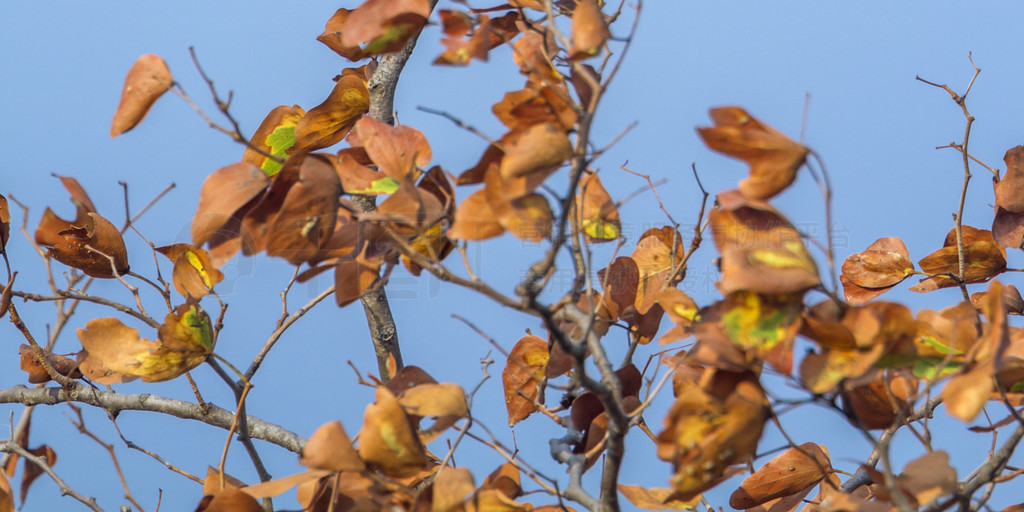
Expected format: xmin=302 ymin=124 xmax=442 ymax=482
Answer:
xmin=4 ymin=2 xmax=1024 ymax=511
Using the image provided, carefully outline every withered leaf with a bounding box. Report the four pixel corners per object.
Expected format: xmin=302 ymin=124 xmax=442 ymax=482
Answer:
xmin=502 ymin=335 xmax=549 ymax=426
xmin=570 ymin=0 xmax=609 ymax=59
xmin=896 ymin=451 xmax=957 ymax=506
xmin=195 ymin=487 xmax=263 ymax=512
xmin=577 ymin=172 xmax=620 ymax=242
xmin=0 ymin=194 xmax=9 ymax=252
xmin=242 ymin=105 xmax=305 ymax=177
xmin=656 ymin=370 xmax=768 ymax=500
xmin=433 ymin=467 xmax=475 ymax=512
xmin=841 ymin=372 xmax=913 ymax=429
xmin=911 ymin=226 xmax=1006 ymax=292
xmin=110 ymin=54 xmax=173 ymax=137
xmin=357 ymin=386 xmax=428 ymax=477
xmin=353 ymin=117 xmax=432 ymax=182
xmin=512 ymin=28 xmax=562 ymax=83
xmin=631 ymin=227 xmax=686 ymax=315
xmin=448 ymin=188 xmax=505 ymax=241
xmin=300 ymin=421 xmax=365 ymax=472
xmin=993 ymin=146 xmax=1024 ymax=247
xmin=264 ymin=154 xmax=342 ymax=265
xmin=317 ymin=9 xmax=368 ymax=61
xmin=499 ymin=122 xmax=573 ymax=181
xmin=729 ymin=443 xmax=832 ymax=509
xmin=293 ymin=70 xmax=370 ymax=153
xmin=19 ymin=445 xmax=56 ymax=506
xmin=711 ymin=190 xmax=819 ymax=295
xmin=335 ymin=258 xmax=381 ymax=307
xmin=18 ymin=345 xmax=83 ymax=384
xmin=697 ymin=107 xmax=808 ymax=200
xmin=192 ymin=162 xmax=270 ymax=266
xmin=840 ymin=237 xmax=915 ymax=304
xmin=618 ymin=485 xmax=702 ymax=510
xmin=338 ymin=0 xmax=431 ymax=54
xmin=35 ymin=209 xmax=129 ymax=278
xmin=156 ymin=243 xmax=224 ymax=299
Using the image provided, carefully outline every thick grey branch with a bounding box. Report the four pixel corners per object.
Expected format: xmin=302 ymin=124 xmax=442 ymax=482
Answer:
xmin=0 ymin=384 xmax=306 ymax=453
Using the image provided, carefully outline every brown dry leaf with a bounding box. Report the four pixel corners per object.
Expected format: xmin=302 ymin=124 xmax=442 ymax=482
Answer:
xmin=502 ymin=335 xmax=549 ymax=426
xmin=492 ymin=84 xmax=577 ymax=132
xmin=597 ymin=256 xmax=640 ymax=320
xmin=972 ymin=284 xmax=1024 ymax=315
xmin=435 ymin=12 xmax=519 ymax=66
xmin=35 ymin=209 xmax=129 ymax=278
xmin=697 ymin=107 xmax=808 ymax=200
xmin=77 ymin=317 xmax=146 ymax=384
xmin=242 ymin=105 xmax=305 ymax=177
xmin=192 ymin=162 xmax=270 ymax=266
xmin=632 ymin=227 xmax=686 ymax=315
xmin=300 ymin=421 xmax=365 ymax=472
xmin=656 ymin=370 xmax=768 ymax=501
xmin=18 ymin=345 xmax=82 ymax=384
xmin=841 ymin=372 xmax=913 ymax=429
xmin=52 ymin=175 xmax=96 ymax=214
xmin=333 ymin=149 xmax=397 ymax=195
xmin=294 ymin=71 xmax=370 ymax=153
xmin=618 ymin=485 xmax=701 ymax=510
xmin=398 ymin=382 xmax=468 ymax=419
xmin=577 ymin=172 xmax=620 ymax=242
xmin=704 ymin=290 xmax=804 ymax=374
xmin=499 ymin=122 xmax=573 ymax=180
xmin=433 ymin=467 xmax=475 ymax=512
xmin=730 ymin=443 xmax=832 ymax=509
xmin=264 ymin=154 xmax=342 ymax=265
xmin=110 ymin=54 xmax=173 ymax=137
xmin=156 ymin=243 xmax=224 ymax=299
xmin=993 ymin=146 xmax=1024 ymax=247
xmin=354 ymin=117 xmax=432 ymax=182
xmin=657 ymin=288 xmax=700 ymax=345
xmin=19 ymin=445 xmax=55 ymax=506
xmin=202 ymin=466 xmax=247 ymax=496
xmin=317 ymin=9 xmax=368 ymax=61
xmin=0 ymin=194 xmax=9 ymax=253
xmin=481 ymin=463 xmax=522 ymax=500
xmin=338 ymin=0 xmax=431 ymax=54
xmin=0 ymin=471 xmax=12 ymax=512
xmin=358 ymin=386 xmax=429 ymax=477
xmin=195 ymin=487 xmax=264 ymax=512
xmin=911 ymin=226 xmax=1006 ymax=292
xmin=448 ymin=188 xmax=505 ymax=241
xmin=242 ymin=471 xmax=326 ymax=500
xmin=512 ymin=28 xmax=562 ymax=83
xmin=334 ymin=258 xmax=381 ymax=307
xmin=0 ymin=273 xmax=12 ymax=319
xmin=371 ymin=177 xmax=445 ymax=237
xmin=841 ymin=237 xmax=915 ymax=305
xmin=896 ymin=451 xmax=956 ymax=506
xmin=942 ymin=362 xmax=993 ymax=423
xmin=711 ymin=190 xmax=820 ymax=295
xmin=570 ymin=0 xmax=609 ymax=58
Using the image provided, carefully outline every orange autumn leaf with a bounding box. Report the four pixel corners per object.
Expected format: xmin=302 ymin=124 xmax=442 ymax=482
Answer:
xmin=499 ymin=122 xmax=573 ymax=181
xmin=502 ymin=335 xmax=549 ymax=426
xmin=840 ymin=236 xmax=915 ymax=305
xmin=433 ymin=467 xmax=475 ymax=512
xmin=293 ymin=70 xmax=370 ymax=153
xmin=299 ymin=421 xmax=365 ymax=472
xmin=357 ymin=386 xmax=428 ymax=477
xmin=631 ymin=227 xmax=686 ymax=315
xmin=577 ymin=172 xmax=620 ymax=242
xmin=448 ymin=188 xmax=505 ymax=241
xmin=434 ymin=12 xmax=519 ymax=66
xmin=512 ymin=28 xmax=561 ymax=84
xmin=156 ymin=243 xmax=224 ymax=299
xmin=334 ymin=258 xmax=381 ymax=307
xmin=77 ymin=303 xmax=215 ymax=384
xmin=729 ymin=443 xmax=832 ymax=509
xmin=317 ymin=9 xmax=368 ymax=61
xmin=710 ymin=190 xmax=820 ymax=295
xmin=911 ymin=226 xmax=1006 ymax=292
xmin=241 ymin=105 xmax=305 ymax=177
xmin=110 ymin=54 xmax=173 ymax=137
xmin=656 ymin=370 xmax=767 ymax=501
xmin=697 ymin=106 xmax=808 ymax=200
xmin=263 ymin=154 xmax=342 ymax=265
xmin=191 ymin=162 xmax=270 ymax=267
xmin=896 ymin=451 xmax=957 ymax=506
xmin=194 ymin=487 xmax=263 ymax=512
xmin=338 ymin=0 xmax=431 ymax=54
xmin=618 ymin=485 xmax=702 ymax=510
xmin=841 ymin=372 xmax=914 ymax=429
xmin=570 ymin=0 xmax=610 ymax=59
xmin=493 ymin=84 xmax=577 ymax=133
xmin=993 ymin=146 xmax=1024 ymax=247
xmin=353 ymin=116 xmax=432 ymax=182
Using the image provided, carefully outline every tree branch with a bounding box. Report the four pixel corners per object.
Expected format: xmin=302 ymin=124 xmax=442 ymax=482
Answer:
xmin=0 ymin=384 xmax=306 ymax=453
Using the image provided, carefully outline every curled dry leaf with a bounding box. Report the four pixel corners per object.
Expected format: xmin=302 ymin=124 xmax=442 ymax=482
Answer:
xmin=242 ymin=105 xmax=305 ymax=177
xmin=971 ymin=283 xmax=1024 ymax=315
xmin=993 ymin=146 xmax=1024 ymax=247
xmin=570 ymin=0 xmax=610 ymax=58
xmin=35 ymin=208 xmax=129 ymax=278
xmin=711 ymin=190 xmax=820 ymax=295
xmin=293 ymin=69 xmax=370 ymax=153
xmin=18 ymin=345 xmax=83 ymax=384
xmin=357 ymin=386 xmax=428 ymax=477
xmin=618 ymin=485 xmax=701 ymax=510
xmin=317 ymin=9 xmax=368 ymax=61
xmin=110 ymin=54 xmax=173 ymax=137
xmin=156 ymin=243 xmax=224 ymax=299
xmin=300 ymin=421 xmax=365 ymax=472
xmin=19 ymin=445 xmax=56 ymax=506
xmin=697 ymin=107 xmax=808 ymax=200
xmin=194 ymin=487 xmax=263 ymax=512
xmin=493 ymin=83 xmax=577 ymax=133
xmin=264 ymin=154 xmax=342 ymax=265
xmin=577 ymin=172 xmax=620 ymax=242
xmin=631 ymin=227 xmax=686 ymax=315
xmin=729 ymin=443 xmax=832 ymax=509
xmin=841 ymin=372 xmax=914 ymax=429
xmin=502 ymin=335 xmax=549 ymax=426
xmin=0 ymin=194 xmax=11 ymax=252
xmin=840 ymin=237 xmax=915 ymax=305
xmin=656 ymin=370 xmax=768 ymax=501
xmin=910 ymin=226 xmax=1006 ymax=292
xmin=435 ymin=12 xmax=519 ymax=66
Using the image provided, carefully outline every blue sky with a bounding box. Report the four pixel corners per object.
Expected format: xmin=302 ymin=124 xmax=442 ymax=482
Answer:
xmin=4 ymin=1 xmax=1024 ymax=511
